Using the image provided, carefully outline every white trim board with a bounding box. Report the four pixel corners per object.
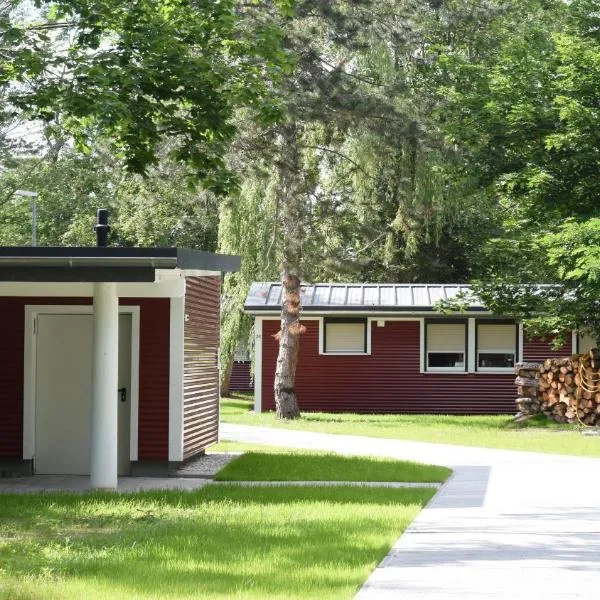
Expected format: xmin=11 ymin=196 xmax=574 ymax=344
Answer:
xmin=168 ymin=295 xmax=185 ymax=461
xmin=22 ymin=304 xmax=141 ymax=462
xmin=0 ymin=279 xmax=185 ymax=298
xmin=253 ymin=317 xmax=264 ymax=414
xmin=246 ymin=310 xmax=494 ymax=317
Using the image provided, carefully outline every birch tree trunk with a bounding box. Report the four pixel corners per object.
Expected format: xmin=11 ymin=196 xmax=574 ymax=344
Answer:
xmin=274 ymin=123 xmax=303 ymax=419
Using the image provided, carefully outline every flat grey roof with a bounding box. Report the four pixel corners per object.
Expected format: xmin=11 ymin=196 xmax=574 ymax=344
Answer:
xmin=0 ymin=247 xmax=240 ymax=282
xmin=245 ymin=282 xmax=484 ymax=312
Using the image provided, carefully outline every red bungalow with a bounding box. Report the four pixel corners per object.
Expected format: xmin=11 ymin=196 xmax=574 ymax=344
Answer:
xmin=245 ymin=282 xmax=593 ymax=414
xmin=0 ymin=243 xmax=239 ymax=487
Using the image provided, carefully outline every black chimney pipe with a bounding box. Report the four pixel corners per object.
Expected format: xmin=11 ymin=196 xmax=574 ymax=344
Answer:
xmin=94 ymin=208 xmax=110 ymax=247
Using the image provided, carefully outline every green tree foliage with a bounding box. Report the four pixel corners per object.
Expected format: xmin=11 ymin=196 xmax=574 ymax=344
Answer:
xmin=293 ymin=0 xmax=507 ymax=284
xmin=446 ymin=220 xmax=600 ymax=348
xmin=432 ymin=0 xmax=600 ymax=345
xmin=5 ymin=0 xmax=290 ymax=193
xmin=0 ymin=148 xmax=220 ymax=248
xmin=219 ymin=169 xmax=280 ymax=393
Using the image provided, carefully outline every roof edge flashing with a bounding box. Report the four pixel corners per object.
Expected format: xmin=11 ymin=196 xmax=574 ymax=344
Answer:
xmin=0 ymin=247 xmax=240 ymax=283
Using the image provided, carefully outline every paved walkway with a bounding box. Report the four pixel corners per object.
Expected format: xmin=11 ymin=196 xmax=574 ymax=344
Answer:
xmin=0 ymin=475 xmax=213 ymax=493
xmin=222 ymin=423 xmax=600 ymax=600
xmin=0 ymin=453 xmax=240 ymax=493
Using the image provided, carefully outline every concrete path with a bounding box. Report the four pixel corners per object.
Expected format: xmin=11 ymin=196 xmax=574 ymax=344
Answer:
xmin=0 ymin=453 xmax=240 ymax=493
xmin=0 ymin=475 xmax=213 ymax=493
xmin=221 ymin=423 xmax=600 ymax=599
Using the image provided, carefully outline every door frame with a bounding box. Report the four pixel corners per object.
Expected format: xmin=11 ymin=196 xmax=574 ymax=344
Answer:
xmin=22 ymin=304 xmax=141 ymax=464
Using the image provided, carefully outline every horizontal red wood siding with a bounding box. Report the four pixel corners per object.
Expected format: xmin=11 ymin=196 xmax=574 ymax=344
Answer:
xmin=122 ymin=298 xmax=170 ymax=460
xmin=523 ymin=335 xmax=573 ymax=363
xmin=262 ymin=319 xmax=517 ymax=414
xmin=230 ymin=361 xmax=254 ymax=391
xmin=0 ymin=299 xmax=22 ymax=457
xmin=182 ymin=276 xmax=221 ymax=460
xmin=0 ymin=297 xmax=169 ymax=460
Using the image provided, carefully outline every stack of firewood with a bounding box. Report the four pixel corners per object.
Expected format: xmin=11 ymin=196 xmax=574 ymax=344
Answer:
xmin=537 ymin=351 xmax=600 ymax=425
xmin=514 ymin=362 xmax=542 ymax=422
xmin=515 ymin=350 xmax=600 ymax=425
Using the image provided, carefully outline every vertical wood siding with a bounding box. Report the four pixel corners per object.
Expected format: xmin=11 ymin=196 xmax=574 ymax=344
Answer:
xmin=182 ymin=276 xmax=221 ymax=459
xmin=0 ymin=297 xmax=169 ymax=460
xmin=261 ymin=319 xmax=572 ymax=414
xmin=230 ymin=361 xmax=254 ymax=391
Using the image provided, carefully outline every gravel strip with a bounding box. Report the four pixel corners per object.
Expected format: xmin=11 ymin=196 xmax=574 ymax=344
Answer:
xmin=171 ymin=452 xmax=242 ymax=479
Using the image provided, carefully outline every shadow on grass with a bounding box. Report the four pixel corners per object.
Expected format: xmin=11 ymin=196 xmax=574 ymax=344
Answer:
xmin=1 ymin=487 xmax=434 ymax=598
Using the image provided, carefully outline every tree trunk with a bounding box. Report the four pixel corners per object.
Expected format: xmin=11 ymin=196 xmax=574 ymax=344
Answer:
xmin=274 ymin=271 xmax=302 ymax=418
xmin=220 ymin=349 xmax=234 ymax=398
xmin=273 ymin=123 xmax=303 ymax=419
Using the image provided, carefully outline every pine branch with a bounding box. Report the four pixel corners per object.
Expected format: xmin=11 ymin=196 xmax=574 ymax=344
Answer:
xmin=316 ymin=56 xmax=384 ymax=88
xmin=302 ymin=144 xmax=378 ymax=182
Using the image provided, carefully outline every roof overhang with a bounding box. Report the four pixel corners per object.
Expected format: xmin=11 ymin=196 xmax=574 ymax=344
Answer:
xmin=244 ymin=282 xmax=486 ymax=313
xmin=0 ymin=247 xmax=240 ymax=282
xmin=245 ymin=306 xmax=489 ymax=315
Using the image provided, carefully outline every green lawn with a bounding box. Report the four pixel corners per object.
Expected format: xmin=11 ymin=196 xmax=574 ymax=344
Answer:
xmin=221 ymin=395 xmax=600 ymax=457
xmin=0 ymin=486 xmax=434 ymax=599
xmin=215 ymin=452 xmax=451 ymax=482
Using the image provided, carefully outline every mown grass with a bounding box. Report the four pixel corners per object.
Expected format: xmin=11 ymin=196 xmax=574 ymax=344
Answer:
xmin=215 ymin=452 xmax=450 ymax=482
xmin=221 ymin=394 xmax=600 ymax=457
xmin=0 ymin=486 xmax=434 ymax=599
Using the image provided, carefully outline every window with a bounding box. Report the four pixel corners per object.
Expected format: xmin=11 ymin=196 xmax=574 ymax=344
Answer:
xmin=426 ymin=322 xmax=466 ymax=371
xmin=477 ymin=322 xmax=517 ymax=370
xmin=323 ymin=318 xmax=367 ymax=354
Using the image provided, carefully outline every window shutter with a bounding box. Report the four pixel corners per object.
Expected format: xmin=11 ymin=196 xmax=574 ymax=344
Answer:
xmin=326 ymin=322 xmax=365 ymax=353
xmin=427 ymin=323 xmax=465 ymax=352
xmin=478 ymin=324 xmax=516 ymax=352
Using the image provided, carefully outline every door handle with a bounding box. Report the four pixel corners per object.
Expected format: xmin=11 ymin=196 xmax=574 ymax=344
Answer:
xmin=118 ymin=387 xmax=127 ymax=403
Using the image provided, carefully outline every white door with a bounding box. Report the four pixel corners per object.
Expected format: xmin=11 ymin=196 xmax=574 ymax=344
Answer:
xmin=34 ymin=313 xmax=132 ymax=475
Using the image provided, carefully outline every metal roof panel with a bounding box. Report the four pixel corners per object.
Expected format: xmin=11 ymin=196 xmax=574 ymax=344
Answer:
xmin=245 ymin=282 xmax=485 ymax=311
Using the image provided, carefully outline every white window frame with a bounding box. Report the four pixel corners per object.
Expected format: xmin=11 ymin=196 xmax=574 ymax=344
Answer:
xmin=476 ymin=321 xmax=518 ymax=373
xmin=424 ymin=320 xmax=467 ymax=373
xmin=319 ymin=317 xmax=371 ymax=355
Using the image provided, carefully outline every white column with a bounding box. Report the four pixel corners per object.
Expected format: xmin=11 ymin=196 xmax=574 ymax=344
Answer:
xmin=519 ymin=323 xmax=525 ymax=361
xmin=468 ymin=318 xmax=477 ymax=373
xmin=168 ymin=295 xmax=185 ymax=461
xmin=90 ymin=282 xmax=119 ymax=489
xmin=254 ymin=317 xmax=263 ymax=413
